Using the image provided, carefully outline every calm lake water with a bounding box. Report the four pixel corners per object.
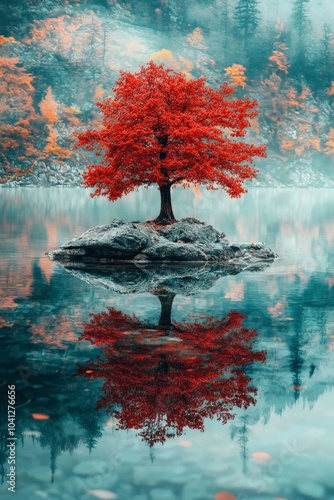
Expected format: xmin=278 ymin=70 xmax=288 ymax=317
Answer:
xmin=0 ymin=187 xmax=334 ymax=500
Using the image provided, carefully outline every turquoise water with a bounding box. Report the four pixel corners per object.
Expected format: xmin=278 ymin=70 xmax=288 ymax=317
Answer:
xmin=0 ymin=187 xmax=334 ymax=500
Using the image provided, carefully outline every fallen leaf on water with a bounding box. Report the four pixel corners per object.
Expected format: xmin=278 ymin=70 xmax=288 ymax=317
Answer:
xmin=267 ymin=301 xmax=285 ymax=317
xmin=31 ymin=413 xmax=50 ymax=420
xmin=214 ymin=492 xmax=236 ymax=500
xmin=252 ymin=451 xmax=271 ymax=461
xmin=178 ymin=440 xmax=192 ymax=447
xmin=88 ymin=490 xmax=117 ymax=499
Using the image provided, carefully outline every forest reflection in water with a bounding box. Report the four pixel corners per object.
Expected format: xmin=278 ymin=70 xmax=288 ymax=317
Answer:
xmin=78 ymin=293 xmax=266 ymax=449
xmin=0 ymin=187 xmax=334 ymax=499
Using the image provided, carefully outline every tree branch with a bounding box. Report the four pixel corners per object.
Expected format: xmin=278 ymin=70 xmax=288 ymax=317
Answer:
xmin=170 ymin=177 xmax=184 ymax=185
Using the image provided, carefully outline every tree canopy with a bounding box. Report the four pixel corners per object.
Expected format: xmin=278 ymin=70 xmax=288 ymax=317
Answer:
xmin=77 ymin=61 xmax=266 ymax=224
xmin=234 ymin=0 xmax=261 ymax=47
xmin=79 ymin=301 xmax=265 ymax=447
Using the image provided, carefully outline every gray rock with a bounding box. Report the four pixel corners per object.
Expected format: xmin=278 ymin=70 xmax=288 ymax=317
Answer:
xmin=59 ymin=222 xmax=149 ymax=260
xmin=297 ymin=481 xmax=325 ymax=499
xmin=133 ymin=466 xmax=160 ymax=487
xmin=51 ymin=247 xmax=86 ymax=259
xmin=323 ymin=473 xmax=334 ymax=489
xmin=27 ymin=465 xmax=62 ymax=482
xmin=11 ymin=485 xmax=43 ymax=499
xmin=181 ymin=479 xmax=211 ymax=500
xmin=72 ymin=459 xmax=111 ymax=477
xmin=134 ymin=465 xmax=187 ymax=487
xmin=150 ymin=488 xmax=177 ymax=500
xmin=157 ymin=218 xmax=222 ymax=244
xmin=49 ymin=219 xmax=277 ymax=269
xmin=64 ymin=263 xmax=226 ymax=295
xmin=118 ymin=484 xmax=133 ymax=496
xmin=139 ymin=241 xmax=208 ymax=262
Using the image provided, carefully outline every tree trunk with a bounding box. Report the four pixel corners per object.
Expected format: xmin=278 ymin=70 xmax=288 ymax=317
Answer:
xmin=153 ymin=184 xmax=176 ymax=225
xmin=156 ymin=292 xmax=176 ymax=330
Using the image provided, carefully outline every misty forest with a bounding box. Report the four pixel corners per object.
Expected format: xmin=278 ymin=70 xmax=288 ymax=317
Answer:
xmin=1 ymin=0 xmax=334 ymax=187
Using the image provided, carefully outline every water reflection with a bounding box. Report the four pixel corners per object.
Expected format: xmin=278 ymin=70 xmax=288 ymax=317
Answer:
xmin=1 ymin=263 xmax=333 ymax=497
xmin=78 ymin=292 xmax=266 ymax=448
xmin=1 ymin=188 xmax=334 ymax=498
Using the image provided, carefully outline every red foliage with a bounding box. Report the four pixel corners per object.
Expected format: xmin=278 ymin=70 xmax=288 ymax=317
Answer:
xmin=79 ymin=303 xmax=266 ymax=447
xmin=76 ymin=62 xmax=266 ymax=222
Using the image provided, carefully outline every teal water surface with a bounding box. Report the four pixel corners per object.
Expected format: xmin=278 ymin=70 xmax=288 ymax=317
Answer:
xmin=0 ymin=187 xmax=334 ymax=500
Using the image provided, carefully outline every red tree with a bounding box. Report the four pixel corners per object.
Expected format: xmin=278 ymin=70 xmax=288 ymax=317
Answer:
xmin=78 ymin=296 xmax=266 ymax=447
xmin=76 ymin=61 xmax=266 ymax=224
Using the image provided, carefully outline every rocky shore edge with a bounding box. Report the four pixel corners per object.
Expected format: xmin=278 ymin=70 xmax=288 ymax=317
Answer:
xmin=2 ymin=157 xmax=334 ymax=188
xmin=49 ymin=218 xmax=277 ymax=269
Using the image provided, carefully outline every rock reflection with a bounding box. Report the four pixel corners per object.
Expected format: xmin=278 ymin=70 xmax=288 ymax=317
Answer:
xmin=78 ymin=291 xmax=266 ymax=448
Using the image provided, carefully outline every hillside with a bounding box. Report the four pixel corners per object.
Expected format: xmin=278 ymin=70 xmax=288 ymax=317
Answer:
xmin=1 ymin=0 xmax=334 ymax=187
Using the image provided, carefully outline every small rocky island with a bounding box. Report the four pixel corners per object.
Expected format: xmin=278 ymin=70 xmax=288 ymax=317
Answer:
xmin=49 ymin=217 xmax=277 ymax=270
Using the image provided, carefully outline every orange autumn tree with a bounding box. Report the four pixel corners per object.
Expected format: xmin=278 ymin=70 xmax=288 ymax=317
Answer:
xmin=0 ymin=36 xmax=39 ymax=170
xmin=39 ymin=86 xmax=59 ymax=123
xmin=79 ymin=301 xmax=266 ymax=447
xmin=269 ymin=21 xmax=290 ymax=75
xmin=77 ymin=61 xmax=266 ymax=224
xmin=151 ymin=49 xmax=193 ymax=80
xmin=187 ymin=27 xmax=207 ymax=49
xmin=260 ymin=22 xmax=320 ymax=158
xmin=29 ymin=15 xmax=79 ymax=56
xmin=39 ymin=86 xmax=72 ymax=160
xmin=324 ymin=128 xmax=334 ymax=156
xmin=225 ymin=63 xmax=247 ymax=89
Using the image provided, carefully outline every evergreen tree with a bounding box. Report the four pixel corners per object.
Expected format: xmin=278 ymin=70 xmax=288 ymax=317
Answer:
xmin=234 ymin=0 xmax=261 ymax=48
xmin=230 ymin=415 xmax=250 ymax=474
xmin=292 ymin=0 xmax=310 ymax=41
xmin=291 ymin=0 xmax=311 ymax=75
xmin=166 ymin=0 xmax=189 ymax=33
xmin=213 ymin=0 xmax=233 ymax=51
xmin=318 ymin=23 xmax=333 ymax=89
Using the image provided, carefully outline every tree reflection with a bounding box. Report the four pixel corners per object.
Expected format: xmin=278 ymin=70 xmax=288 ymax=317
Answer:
xmin=79 ymin=292 xmax=266 ymax=447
